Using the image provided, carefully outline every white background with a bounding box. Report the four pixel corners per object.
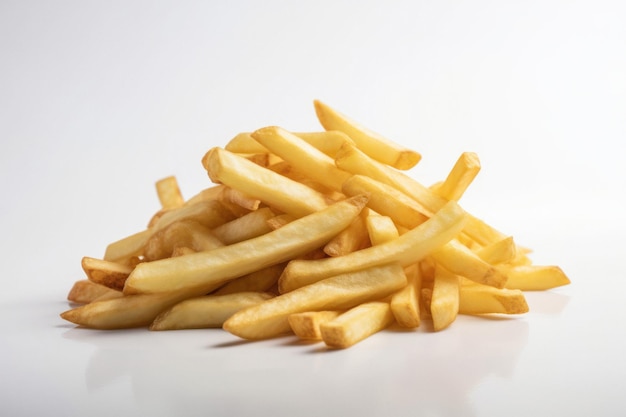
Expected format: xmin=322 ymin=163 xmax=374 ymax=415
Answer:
xmin=1 ymin=1 xmax=625 ymax=416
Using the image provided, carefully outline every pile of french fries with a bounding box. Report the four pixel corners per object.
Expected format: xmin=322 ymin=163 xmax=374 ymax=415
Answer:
xmin=61 ymin=100 xmax=570 ymax=348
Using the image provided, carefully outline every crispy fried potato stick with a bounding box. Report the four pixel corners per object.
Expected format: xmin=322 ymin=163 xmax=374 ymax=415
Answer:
xmin=123 ymin=195 xmax=369 ymax=296
xmin=365 ymin=214 xmax=400 ymax=246
xmin=342 ymin=174 xmax=430 ymax=229
xmin=288 ymin=311 xmax=342 ymax=341
xmin=81 ymin=256 xmax=133 ymax=291
xmin=251 ymin=126 xmax=352 ymax=192
xmin=203 ymin=147 xmax=329 ymax=218
xmin=474 ymin=236 xmax=517 ymax=265
xmin=430 ymin=266 xmax=460 ymax=331
xmin=212 ymin=207 xmax=275 ymax=245
xmin=226 ymin=131 xmax=354 ymax=158
xmin=150 ymin=292 xmax=275 ymax=331
xmin=390 ymin=264 xmax=422 ymax=328
xmin=320 ymin=301 xmax=395 ymax=348
xmin=144 ymin=220 xmax=224 ymax=261
xmin=223 ymin=263 xmax=407 ymax=340
xmin=67 ymin=279 xmax=122 ymax=304
xmin=433 ymin=152 xmax=481 ymax=202
xmin=459 ymin=283 xmax=528 ymax=315
xmin=212 ymin=264 xmax=285 ymax=295
xmin=155 ymin=176 xmax=185 ymax=210
xmin=60 ymin=291 xmax=194 ymax=330
xmin=278 ymin=200 xmax=467 ymax=293
xmin=314 ymin=100 xmax=421 ymax=170
xmin=323 ymin=209 xmax=370 ymax=257
xmin=430 ymin=239 xmax=508 ymax=288
xmin=501 ymin=265 xmax=570 ymax=290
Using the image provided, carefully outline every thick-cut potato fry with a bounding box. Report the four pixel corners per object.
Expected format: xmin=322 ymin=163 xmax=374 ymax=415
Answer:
xmin=433 ymin=152 xmax=481 ymax=201
xmin=221 ymin=186 xmax=261 ymax=212
xmin=67 ymin=279 xmax=122 ymax=304
xmin=150 ymin=292 xmax=275 ymax=331
xmin=390 ymin=264 xmax=422 ymax=328
xmin=430 ymin=266 xmax=460 ymax=331
xmin=183 ymin=185 xmax=225 ymax=207
xmin=144 ymin=220 xmax=224 ymax=261
xmin=314 ymin=100 xmax=421 ymax=170
xmin=323 ymin=210 xmax=370 ymax=257
xmin=501 ymin=265 xmax=570 ymax=291
xmin=366 ymin=214 xmax=399 ymax=246
xmin=459 ymin=283 xmax=528 ymax=315
xmin=288 ymin=311 xmax=342 ymax=341
xmin=103 ymin=229 xmax=152 ymax=264
xmin=320 ymin=301 xmax=394 ymax=348
xmin=212 ymin=207 xmax=275 ymax=245
xmin=60 ymin=291 xmax=194 ymax=330
xmin=278 ymin=200 xmax=467 ymax=293
xmin=203 ymin=147 xmax=329 ymax=218
xmin=123 ymin=195 xmax=369 ymax=296
xmin=155 ymin=176 xmax=185 ymax=210
xmin=251 ymin=126 xmax=352 ymax=192
xmin=212 ymin=264 xmax=285 ymax=295
xmin=475 ymin=236 xmax=517 ymax=265
xmin=342 ymin=174 xmax=430 ymax=229
xmin=266 ymin=213 xmax=295 ymax=230
xmin=223 ymin=263 xmax=407 ymax=340
xmin=81 ymin=256 xmax=133 ymax=291
xmin=430 ymin=239 xmax=508 ymax=288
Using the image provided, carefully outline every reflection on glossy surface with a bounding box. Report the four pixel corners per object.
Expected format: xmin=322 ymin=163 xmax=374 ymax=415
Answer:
xmin=62 ymin=313 xmax=531 ymax=417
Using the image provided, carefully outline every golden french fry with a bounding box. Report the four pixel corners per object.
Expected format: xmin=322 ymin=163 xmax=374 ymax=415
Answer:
xmin=251 ymin=126 xmax=352 ymax=192
xmin=342 ymin=174 xmax=430 ymax=229
xmin=314 ymin=100 xmax=421 ymax=170
xmin=365 ymin=214 xmax=400 ymax=246
xmin=212 ymin=264 xmax=285 ymax=295
xmin=212 ymin=207 xmax=275 ymax=245
xmin=123 ymin=195 xmax=369 ymax=296
xmin=278 ymin=200 xmax=467 ymax=293
xmin=390 ymin=264 xmax=422 ymax=328
xmin=501 ymin=265 xmax=570 ymax=291
xmin=203 ymin=147 xmax=329 ymax=218
xmin=320 ymin=301 xmax=394 ymax=348
xmin=293 ymin=131 xmax=355 ymax=157
xmin=144 ymin=220 xmax=224 ymax=261
xmin=221 ymin=186 xmax=261 ymax=211
xmin=81 ymin=256 xmax=133 ymax=291
xmin=288 ymin=311 xmax=342 ymax=340
xmin=103 ymin=229 xmax=152 ymax=264
xmin=475 ymin=236 xmax=517 ymax=265
xmin=433 ymin=152 xmax=481 ymax=201
xmin=430 ymin=239 xmax=508 ymax=288
xmin=150 ymin=292 xmax=275 ymax=331
xmin=323 ymin=209 xmax=370 ymax=257
xmin=459 ymin=283 xmax=528 ymax=315
xmin=67 ymin=279 xmax=122 ymax=304
xmin=223 ymin=263 xmax=407 ymax=340
xmin=265 ymin=213 xmax=295 ymax=230
xmin=155 ymin=176 xmax=185 ymax=210
xmin=430 ymin=266 xmax=460 ymax=331
xmin=183 ymin=185 xmax=226 ymax=207
xmin=60 ymin=291 xmax=193 ymax=330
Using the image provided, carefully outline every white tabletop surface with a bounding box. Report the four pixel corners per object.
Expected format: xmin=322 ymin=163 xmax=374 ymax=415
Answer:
xmin=1 ymin=1 xmax=625 ymax=416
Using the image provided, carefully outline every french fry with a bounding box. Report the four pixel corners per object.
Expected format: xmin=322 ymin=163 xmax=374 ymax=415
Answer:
xmin=212 ymin=264 xmax=285 ymax=295
xmin=288 ymin=311 xmax=342 ymax=341
xmin=203 ymin=147 xmax=329 ymax=218
xmin=342 ymin=174 xmax=430 ymax=229
xmin=60 ymin=291 xmax=194 ymax=330
xmin=278 ymin=200 xmax=467 ymax=293
xmin=103 ymin=229 xmax=152 ymax=264
xmin=459 ymin=283 xmax=528 ymax=315
xmin=221 ymin=186 xmax=261 ymax=212
xmin=223 ymin=263 xmax=407 ymax=340
xmin=81 ymin=256 xmax=133 ymax=291
xmin=155 ymin=176 xmax=185 ymax=210
xmin=501 ymin=265 xmax=570 ymax=291
xmin=320 ymin=301 xmax=395 ymax=348
xmin=314 ymin=100 xmax=421 ymax=170
xmin=251 ymin=126 xmax=352 ymax=192
xmin=430 ymin=266 xmax=460 ymax=331
xmin=390 ymin=264 xmax=422 ymax=328
xmin=123 ymin=195 xmax=369 ymax=296
xmin=365 ymin=214 xmax=400 ymax=246
xmin=323 ymin=209 xmax=370 ymax=257
xmin=212 ymin=207 xmax=275 ymax=245
xmin=150 ymin=292 xmax=275 ymax=331
xmin=432 ymin=152 xmax=481 ymax=201
xmin=475 ymin=236 xmax=517 ymax=265
xmin=429 ymin=239 xmax=508 ymax=288
xmin=67 ymin=279 xmax=121 ymax=304
xmin=143 ymin=220 xmax=224 ymax=261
